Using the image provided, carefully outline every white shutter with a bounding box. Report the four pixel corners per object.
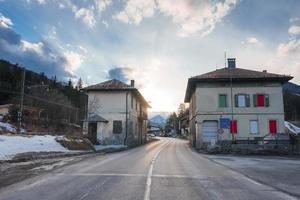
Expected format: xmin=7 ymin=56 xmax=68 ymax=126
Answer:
xmin=250 ymin=120 xmax=258 ymax=134
xmin=238 ymin=95 xmax=246 ymax=107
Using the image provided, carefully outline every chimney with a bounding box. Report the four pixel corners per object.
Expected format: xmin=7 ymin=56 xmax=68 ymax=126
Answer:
xmin=262 ymin=70 xmax=267 ymax=73
xmin=130 ymin=80 xmax=135 ymax=88
xmin=227 ymin=58 xmax=236 ymax=68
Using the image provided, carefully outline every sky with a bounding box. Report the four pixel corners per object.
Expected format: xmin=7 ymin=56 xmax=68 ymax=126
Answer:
xmin=0 ymin=0 xmax=300 ymax=112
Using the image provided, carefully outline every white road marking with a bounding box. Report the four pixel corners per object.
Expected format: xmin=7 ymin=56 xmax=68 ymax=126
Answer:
xmin=56 ymin=173 xmax=146 ymax=177
xmin=77 ymin=177 xmax=110 ymax=200
xmin=143 ymin=140 xmax=170 ymax=200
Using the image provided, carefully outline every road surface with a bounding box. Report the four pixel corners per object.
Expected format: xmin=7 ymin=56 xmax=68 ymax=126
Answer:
xmin=0 ymin=138 xmax=297 ymax=200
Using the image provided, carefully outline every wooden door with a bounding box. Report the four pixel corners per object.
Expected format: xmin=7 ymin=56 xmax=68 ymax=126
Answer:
xmin=88 ymin=122 xmax=97 ymax=144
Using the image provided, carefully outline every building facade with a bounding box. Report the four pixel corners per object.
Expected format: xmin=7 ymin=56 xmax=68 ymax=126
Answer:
xmin=83 ymin=79 xmax=150 ymax=146
xmin=184 ymin=59 xmax=293 ymax=148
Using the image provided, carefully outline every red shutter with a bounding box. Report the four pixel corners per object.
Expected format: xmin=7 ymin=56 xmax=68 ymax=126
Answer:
xmin=269 ymin=120 xmax=277 ymax=134
xmin=257 ymin=94 xmax=265 ymax=107
xmin=230 ymin=120 xmax=237 ymax=134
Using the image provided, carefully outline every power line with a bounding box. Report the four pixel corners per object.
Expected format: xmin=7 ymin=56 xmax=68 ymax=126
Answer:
xmin=0 ymin=89 xmax=80 ymax=110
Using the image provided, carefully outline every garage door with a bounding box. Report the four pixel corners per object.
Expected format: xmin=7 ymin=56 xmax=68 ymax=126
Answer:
xmin=202 ymin=121 xmax=218 ymax=143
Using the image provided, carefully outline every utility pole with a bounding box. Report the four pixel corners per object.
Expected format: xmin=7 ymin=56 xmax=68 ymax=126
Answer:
xmin=18 ymin=68 xmax=25 ymax=134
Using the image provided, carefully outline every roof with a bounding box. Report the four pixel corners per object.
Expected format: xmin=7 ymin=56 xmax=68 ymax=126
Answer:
xmin=184 ymin=67 xmax=293 ymax=102
xmin=83 ymin=79 xmax=151 ymax=108
xmin=83 ymin=114 xmax=108 ymax=122
xmin=84 ymin=79 xmax=130 ymax=90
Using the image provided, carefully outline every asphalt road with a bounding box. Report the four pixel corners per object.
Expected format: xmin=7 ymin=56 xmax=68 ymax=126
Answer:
xmin=0 ymin=138 xmax=297 ymax=200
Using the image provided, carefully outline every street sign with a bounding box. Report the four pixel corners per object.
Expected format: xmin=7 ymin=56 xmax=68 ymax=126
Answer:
xmin=217 ymin=128 xmax=224 ymax=134
xmin=220 ymin=118 xmax=230 ymax=129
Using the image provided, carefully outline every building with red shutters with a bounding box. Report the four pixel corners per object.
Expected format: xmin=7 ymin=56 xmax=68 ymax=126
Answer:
xmin=184 ymin=58 xmax=293 ymax=148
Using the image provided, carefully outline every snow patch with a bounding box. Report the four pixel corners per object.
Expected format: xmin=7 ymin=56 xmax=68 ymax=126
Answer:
xmin=285 ymin=121 xmax=300 ymax=135
xmin=0 ymin=135 xmax=70 ymax=160
xmin=0 ymin=122 xmax=26 ymax=133
xmin=0 ymin=122 xmax=16 ymax=133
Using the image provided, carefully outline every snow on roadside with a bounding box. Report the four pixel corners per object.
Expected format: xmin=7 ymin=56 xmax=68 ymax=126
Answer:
xmin=0 ymin=122 xmax=26 ymax=133
xmin=285 ymin=121 xmax=300 ymax=135
xmin=0 ymin=135 xmax=70 ymax=160
xmin=0 ymin=122 xmax=16 ymax=133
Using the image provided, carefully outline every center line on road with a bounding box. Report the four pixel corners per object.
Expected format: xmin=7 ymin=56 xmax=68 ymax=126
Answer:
xmin=143 ymin=140 xmax=170 ymax=200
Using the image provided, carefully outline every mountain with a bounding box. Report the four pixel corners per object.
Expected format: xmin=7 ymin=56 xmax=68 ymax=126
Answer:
xmin=148 ymin=115 xmax=167 ymax=128
xmin=283 ymin=82 xmax=300 ymax=95
xmin=148 ymin=112 xmax=170 ymax=119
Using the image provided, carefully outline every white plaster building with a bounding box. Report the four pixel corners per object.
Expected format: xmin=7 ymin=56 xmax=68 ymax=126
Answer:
xmin=83 ymin=79 xmax=150 ymax=146
xmin=184 ymin=58 xmax=293 ymax=148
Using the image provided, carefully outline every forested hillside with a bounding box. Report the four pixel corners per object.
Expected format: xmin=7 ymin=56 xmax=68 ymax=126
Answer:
xmin=0 ymin=59 xmax=87 ymax=132
xmin=283 ymin=82 xmax=300 ymax=121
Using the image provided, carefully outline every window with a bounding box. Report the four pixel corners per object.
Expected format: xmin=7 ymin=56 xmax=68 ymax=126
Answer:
xmin=136 ymin=99 xmax=138 ymax=110
xmin=235 ymin=94 xmax=250 ymax=107
xmin=131 ymin=95 xmax=133 ymax=109
xmin=230 ymin=120 xmax=237 ymax=134
xmin=253 ymin=94 xmax=269 ymax=107
xmin=218 ymin=94 xmax=227 ymax=107
xmin=269 ymin=120 xmax=277 ymax=134
xmin=250 ymin=120 xmax=259 ymax=134
xmin=113 ymin=120 xmax=122 ymax=134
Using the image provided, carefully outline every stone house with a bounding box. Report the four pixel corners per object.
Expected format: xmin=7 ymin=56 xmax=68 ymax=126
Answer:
xmin=184 ymin=58 xmax=293 ymax=148
xmin=82 ymin=79 xmax=150 ymax=146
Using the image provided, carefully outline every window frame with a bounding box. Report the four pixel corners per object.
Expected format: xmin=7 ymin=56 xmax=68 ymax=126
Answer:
xmin=235 ymin=94 xmax=250 ymax=108
xmin=113 ymin=120 xmax=123 ymax=134
xmin=254 ymin=94 xmax=270 ymax=107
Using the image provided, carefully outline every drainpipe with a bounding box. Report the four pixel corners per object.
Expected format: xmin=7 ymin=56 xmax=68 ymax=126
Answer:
xmin=124 ymin=91 xmax=129 ymax=145
xmin=230 ymin=75 xmax=235 ymax=144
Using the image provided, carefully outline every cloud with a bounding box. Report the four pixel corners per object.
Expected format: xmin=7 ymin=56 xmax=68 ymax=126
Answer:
xmin=0 ymin=13 xmax=83 ymax=79
xmin=277 ymin=39 xmax=300 ymax=56
xmin=246 ymin=37 xmax=259 ymax=44
xmin=289 ymin=17 xmax=299 ymax=23
xmin=242 ymin=37 xmax=263 ymax=47
xmin=114 ymin=0 xmax=238 ymax=37
xmin=158 ymin=0 xmax=238 ymax=37
xmin=25 ymin=0 xmax=46 ymax=4
xmin=288 ymin=25 xmax=300 ymax=36
xmin=26 ymin=0 xmax=111 ymax=28
xmin=113 ymin=0 xmax=156 ymax=24
xmin=94 ymin=0 xmax=112 ymax=12
xmin=106 ymin=67 xmax=134 ymax=83
xmin=63 ymin=50 xmax=84 ymax=72
xmin=0 ymin=14 xmax=13 ymax=28
xmin=267 ymin=35 xmax=300 ymax=82
xmin=75 ymin=7 xmax=96 ymax=28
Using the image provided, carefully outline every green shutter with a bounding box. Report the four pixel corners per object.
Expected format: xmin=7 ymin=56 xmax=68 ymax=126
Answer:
xmin=253 ymin=94 xmax=257 ymax=107
xmin=219 ymin=94 xmax=227 ymax=107
xmin=234 ymin=94 xmax=238 ymax=107
xmin=265 ymin=94 xmax=269 ymax=107
xmin=246 ymin=94 xmax=250 ymax=107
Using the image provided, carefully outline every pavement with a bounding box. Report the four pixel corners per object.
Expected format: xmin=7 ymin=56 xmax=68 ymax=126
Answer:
xmin=0 ymin=137 xmax=299 ymax=200
xmin=206 ymin=154 xmax=300 ymax=197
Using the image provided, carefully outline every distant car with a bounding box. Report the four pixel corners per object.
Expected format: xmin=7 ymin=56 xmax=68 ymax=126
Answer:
xmin=147 ymin=133 xmax=156 ymax=137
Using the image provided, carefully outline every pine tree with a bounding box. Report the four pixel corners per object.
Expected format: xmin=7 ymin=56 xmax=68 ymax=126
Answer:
xmin=68 ymin=78 xmax=73 ymax=88
xmin=76 ymin=78 xmax=83 ymax=90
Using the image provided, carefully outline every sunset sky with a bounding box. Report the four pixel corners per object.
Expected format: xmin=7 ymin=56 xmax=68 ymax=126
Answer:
xmin=0 ymin=0 xmax=300 ymax=112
